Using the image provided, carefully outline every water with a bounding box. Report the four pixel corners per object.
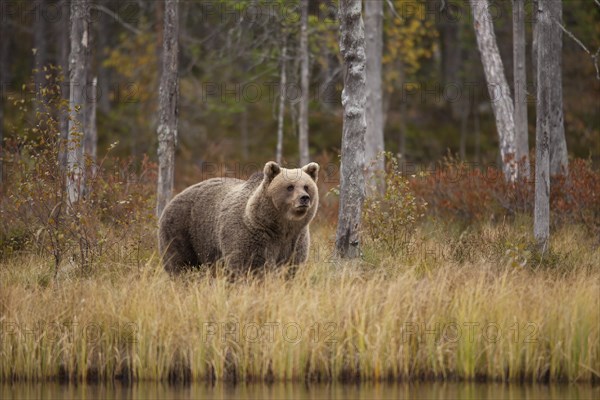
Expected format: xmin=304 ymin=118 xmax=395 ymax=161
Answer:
xmin=1 ymin=382 xmax=598 ymax=400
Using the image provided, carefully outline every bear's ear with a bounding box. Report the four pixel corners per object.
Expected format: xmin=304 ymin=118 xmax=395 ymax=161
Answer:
xmin=302 ymin=162 xmax=319 ymax=182
xmin=263 ymin=161 xmax=281 ymax=182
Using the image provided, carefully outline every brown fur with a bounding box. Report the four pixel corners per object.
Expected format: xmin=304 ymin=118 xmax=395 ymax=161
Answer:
xmin=158 ymin=161 xmax=319 ymax=275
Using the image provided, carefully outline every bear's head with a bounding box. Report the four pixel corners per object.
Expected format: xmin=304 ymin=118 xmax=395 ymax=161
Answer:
xmin=262 ymin=161 xmax=319 ymax=222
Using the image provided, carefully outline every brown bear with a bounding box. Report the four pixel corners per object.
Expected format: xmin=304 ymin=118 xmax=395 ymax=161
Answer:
xmin=158 ymin=161 xmax=319 ymax=274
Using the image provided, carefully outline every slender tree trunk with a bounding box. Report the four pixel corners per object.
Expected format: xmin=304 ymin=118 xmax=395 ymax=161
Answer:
xmin=335 ymin=0 xmax=366 ymax=259
xmin=66 ymin=0 xmax=90 ymax=204
xmin=459 ymin=41 xmax=474 ymax=161
xmin=97 ymin=3 xmax=111 ymax=114
xmin=58 ymin=0 xmax=70 ymax=170
xmin=276 ymin=39 xmax=287 ymax=164
xmin=546 ymin=0 xmax=568 ymax=176
xmin=152 ymin=0 xmax=165 ymax=166
xmin=298 ymin=0 xmax=310 ymax=166
xmin=398 ymin=62 xmax=407 ymax=158
xmin=531 ymin=0 xmax=538 ymax=92
xmin=438 ymin=4 xmax=462 ymax=119
xmin=534 ymin=0 xmax=551 ymax=251
xmin=33 ymin=0 xmax=48 ymax=97
xmin=469 ymin=0 xmax=518 ymax=182
xmin=0 ymin=15 xmax=9 ymax=187
xmin=0 ymin=97 xmax=3 ymax=187
xmin=156 ymin=0 xmax=164 ymax=77
xmin=84 ymin=77 xmax=97 ymax=167
xmin=364 ymin=0 xmax=384 ymax=189
xmin=83 ymin=17 xmax=96 ymax=174
xmin=156 ymin=0 xmax=179 ymax=218
xmin=320 ymin=51 xmax=338 ymax=112
xmin=513 ymin=0 xmax=530 ymax=179
xmin=0 ymin=94 xmax=3 ymax=187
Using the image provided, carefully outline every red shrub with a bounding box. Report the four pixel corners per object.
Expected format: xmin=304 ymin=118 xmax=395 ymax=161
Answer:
xmin=409 ymin=157 xmax=599 ymax=233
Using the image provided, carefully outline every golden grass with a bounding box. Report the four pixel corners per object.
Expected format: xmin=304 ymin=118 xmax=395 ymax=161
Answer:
xmin=0 ymin=221 xmax=599 ymax=383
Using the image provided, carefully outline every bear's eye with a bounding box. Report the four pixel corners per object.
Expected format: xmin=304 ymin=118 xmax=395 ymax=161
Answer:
xmin=304 ymin=185 xmax=309 ymax=192
xmin=287 ymin=185 xmax=294 ymax=192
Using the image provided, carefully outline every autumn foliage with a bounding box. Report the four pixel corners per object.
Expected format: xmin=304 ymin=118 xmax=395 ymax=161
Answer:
xmin=408 ymin=156 xmax=600 ymax=235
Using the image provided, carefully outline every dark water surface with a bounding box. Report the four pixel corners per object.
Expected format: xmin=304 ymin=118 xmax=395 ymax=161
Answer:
xmin=1 ymin=382 xmax=598 ymax=399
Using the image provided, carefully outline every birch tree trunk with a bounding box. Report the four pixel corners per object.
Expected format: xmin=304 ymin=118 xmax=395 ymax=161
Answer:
xmin=335 ymin=0 xmax=366 ymax=259
xmin=276 ymin=39 xmax=287 ymax=165
xmin=298 ymin=0 xmax=310 ymax=166
xmin=66 ymin=0 xmax=90 ymax=204
xmin=534 ymin=0 xmax=551 ymax=251
xmin=156 ymin=0 xmax=179 ymax=218
xmin=546 ymin=0 xmax=568 ymax=176
xmin=469 ymin=0 xmax=518 ymax=182
xmin=513 ymin=0 xmax=530 ymax=179
xmin=364 ymin=0 xmax=384 ymax=189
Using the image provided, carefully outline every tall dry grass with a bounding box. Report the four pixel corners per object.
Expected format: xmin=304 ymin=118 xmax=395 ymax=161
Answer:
xmin=0 ymin=220 xmax=598 ymax=384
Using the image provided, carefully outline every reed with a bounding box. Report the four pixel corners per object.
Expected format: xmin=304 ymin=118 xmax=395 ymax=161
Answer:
xmin=0 ymin=220 xmax=598 ymax=383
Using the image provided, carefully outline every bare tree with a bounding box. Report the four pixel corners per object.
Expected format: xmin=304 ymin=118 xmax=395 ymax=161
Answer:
xmin=513 ymin=0 xmax=530 ymax=179
xmin=546 ymin=0 xmax=568 ymax=176
xmin=66 ymin=0 xmax=90 ymax=204
xmin=156 ymin=0 xmax=180 ymax=218
xmin=276 ymin=38 xmax=287 ymax=164
xmin=534 ymin=0 xmax=552 ymax=251
xmin=364 ymin=0 xmax=384 ymax=188
xmin=469 ymin=0 xmax=517 ymax=182
xmin=298 ymin=0 xmax=310 ymax=166
xmin=335 ymin=0 xmax=367 ymax=259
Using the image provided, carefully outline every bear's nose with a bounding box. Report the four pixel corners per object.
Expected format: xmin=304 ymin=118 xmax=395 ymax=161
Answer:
xmin=300 ymin=195 xmax=310 ymax=205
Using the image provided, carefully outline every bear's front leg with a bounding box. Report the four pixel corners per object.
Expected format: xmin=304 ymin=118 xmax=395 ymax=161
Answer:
xmin=222 ymin=249 xmax=268 ymax=276
xmin=220 ymin=229 xmax=269 ymax=273
xmin=289 ymin=229 xmax=310 ymax=265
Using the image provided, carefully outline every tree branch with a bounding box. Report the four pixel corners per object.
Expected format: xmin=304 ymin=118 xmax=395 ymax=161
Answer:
xmin=385 ymin=0 xmax=401 ymax=19
xmin=90 ymin=4 xmax=143 ymax=35
xmin=550 ymin=16 xmax=600 ymax=80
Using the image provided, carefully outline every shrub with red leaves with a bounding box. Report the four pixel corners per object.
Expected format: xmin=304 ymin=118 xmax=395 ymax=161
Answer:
xmin=409 ymin=157 xmax=599 ymax=234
